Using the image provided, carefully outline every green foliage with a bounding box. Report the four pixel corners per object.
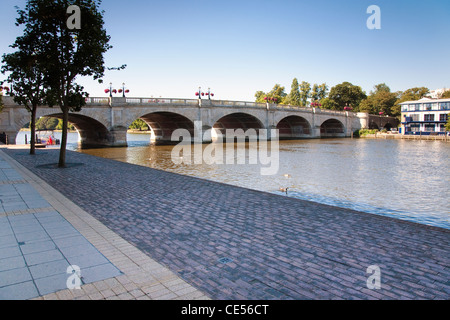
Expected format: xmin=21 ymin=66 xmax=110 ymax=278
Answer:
xmin=357 ymin=129 xmax=379 ymax=137
xmin=359 ymin=84 xmax=398 ymax=116
xmin=393 ymin=87 xmax=429 ymax=116
xmin=12 ymin=0 xmax=111 ymax=166
xmin=285 ymin=78 xmax=301 ymax=106
xmin=34 ymin=118 xmax=75 ymax=131
xmin=299 ymin=81 xmax=311 ymax=107
xmin=439 ymin=90 xmax=450 ymax=99
xmin=129 ymin=119 xmax=150 ymax=131
xmin=326 ymin=82 xmax=367 ymax=111
xmin=254 ymin=84 xmax=287 ymax=104
xmin=446 ymin=113 xmax=450 ymax=132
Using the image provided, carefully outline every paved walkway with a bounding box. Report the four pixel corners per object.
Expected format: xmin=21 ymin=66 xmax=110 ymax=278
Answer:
xmin=1 ymin=147 xmax=449 ymax=300
xmin=0 ymin=147 xmax=209 ymax=300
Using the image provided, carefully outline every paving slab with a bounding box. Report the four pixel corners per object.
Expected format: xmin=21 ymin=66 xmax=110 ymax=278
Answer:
xmin=0 ymin=148 xmax=208 ymax=301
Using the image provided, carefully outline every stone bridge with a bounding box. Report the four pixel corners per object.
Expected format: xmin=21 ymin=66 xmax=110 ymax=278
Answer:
xmin=1 ymin=96 xmax=377 ymax=148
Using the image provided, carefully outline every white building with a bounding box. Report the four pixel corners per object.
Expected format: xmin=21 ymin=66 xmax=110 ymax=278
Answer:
xmin=400 ymin=97 xmax=450 ymax=135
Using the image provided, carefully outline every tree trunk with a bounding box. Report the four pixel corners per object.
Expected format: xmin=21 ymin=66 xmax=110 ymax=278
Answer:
xmin=58 ymin=107 xmax=69 ymax=168
xmin=30 ymin=107 xmax=37 ymax=155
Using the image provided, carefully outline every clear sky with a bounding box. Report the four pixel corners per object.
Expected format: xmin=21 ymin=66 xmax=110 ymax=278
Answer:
xmin=1 ymin=0 xmax=449 ymax=101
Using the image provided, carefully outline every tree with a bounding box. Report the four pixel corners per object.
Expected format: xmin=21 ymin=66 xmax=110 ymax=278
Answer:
xmin=317 ymin=83 xmax=329 ymax=101
xmin=446 ymin=114 xmax=450 ymax=132
xmin=299 ymin=81 xmax=311 ymax=107
xmin=358 ymin=83 xmax=398 ymax=116
xmin=440 ymin=90 xmax=450 ymax=99
xmin=310 ymin=84 xmax=319 ymax=103
xmin=129 ymin=119 xmax=150 ymax=131
xmin=14 ymin=0 xmax=111 ymax=167
xmin=392 ymin=87 xmax=429 ymax=117
xmin=255 ymin=84 xmax=287 ymax=104
xmin=2 ymin=29 xmax=52 ymax=155
xmin=285 ymin=78 xmax=301 ymax=106
xmin=327 ymin=82 xmax=367 ymax=111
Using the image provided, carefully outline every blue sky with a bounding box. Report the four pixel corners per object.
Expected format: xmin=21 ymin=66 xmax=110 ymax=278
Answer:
xmin=1 ymin=0 xmax=449 ymax=101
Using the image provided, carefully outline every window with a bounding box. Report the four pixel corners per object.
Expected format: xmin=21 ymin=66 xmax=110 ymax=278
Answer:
xmin=440 ymin=114 xmax=448 ymax=122
xmin=411 ymin=114 xmax=420 ymax=121
xmin=416 ymin=104 xmax=422 ymax=111
xmin=424 ymin=124 xmax=435 ymax=132
xmin=440 ymin=102 xmax=450 ymax=110
xmin=424 ymin=114 xmax=435 ymax=122
xmin=424 ymin=103 xmax=432 ymax=111
xmin=440 ymin=124 xmax=446 ymax=132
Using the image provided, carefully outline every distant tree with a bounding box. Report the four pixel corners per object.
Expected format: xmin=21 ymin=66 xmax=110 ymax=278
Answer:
xmin=13 ymin=0 xmax=111 ymax=167
xmin=317 ymin=83 xmax=329 ymax=101
xmin=255 ymin=84 xmax=287 ymax=104
xmin=392 ymin=87 xmax=429 ymax=117
xmin=440 ymin=90 xmax=450 ymax=99
xmin=286 ymin=78 xmax=301 ymax=106
xmin=327 ymin=82 xmax=367 ymax=111
xmin=299 ymin=81 xmax=311 ymax=107
xmin=129 ymin=119 xmax=150 ymax=131
xmin=320 ymin=97 xmax=339 ymax=110
xmin=310 ymin=84 xmax=319 ymax=103
xmin=36 ymin=117 xmax=59 ymax=131
xmin=2 ymin=30 xmax=53 ymax=155
xmin=359 ymin=84 xmax=398 ymax=116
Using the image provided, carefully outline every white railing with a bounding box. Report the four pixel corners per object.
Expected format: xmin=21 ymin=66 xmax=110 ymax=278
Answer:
xmin=0 ymin=96 xmax=348 ymax=116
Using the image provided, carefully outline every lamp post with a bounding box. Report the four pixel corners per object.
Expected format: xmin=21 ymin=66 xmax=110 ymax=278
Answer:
xmin=195 ymin=87 xmax=214 ymax=100
xmin=105 ymin=83 xmax=129 ymax=98
xmin=118 ymin=83 xmax=130 ymax=98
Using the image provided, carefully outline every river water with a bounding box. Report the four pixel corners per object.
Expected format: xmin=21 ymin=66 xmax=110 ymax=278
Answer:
xmin=16 ymin=131 xmax=450 ymax=229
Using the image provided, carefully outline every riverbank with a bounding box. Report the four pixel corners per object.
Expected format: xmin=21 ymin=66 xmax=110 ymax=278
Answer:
xmin=360 ymin=133 xmax=450 ymax=141
xmin=2 ymin=146 xmax=449 ymax=300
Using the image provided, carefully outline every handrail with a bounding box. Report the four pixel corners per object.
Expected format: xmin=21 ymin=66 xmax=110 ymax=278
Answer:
xmin=4 ymin=95 xmax=352 ymax=116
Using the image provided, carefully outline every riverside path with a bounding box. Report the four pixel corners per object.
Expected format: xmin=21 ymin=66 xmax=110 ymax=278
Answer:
xmin=2 ymin=148 xmax=449 ymax=300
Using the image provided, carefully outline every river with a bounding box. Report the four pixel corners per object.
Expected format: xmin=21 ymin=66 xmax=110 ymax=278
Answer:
xmin=16 ymin=130 xmax=450 ymax=229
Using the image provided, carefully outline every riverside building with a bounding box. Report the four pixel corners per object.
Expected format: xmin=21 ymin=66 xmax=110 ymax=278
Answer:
xmin=400 ymin=98 xmax=450 ymax=135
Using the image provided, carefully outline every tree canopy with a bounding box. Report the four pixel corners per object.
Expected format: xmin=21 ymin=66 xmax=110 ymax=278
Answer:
xmin=326 ymin=82 xmax=367 ymax=111
xmin=11 ymin=0 xmax=111 ymax=167
xmin=359 ymin=83 xmax=398 ymax=116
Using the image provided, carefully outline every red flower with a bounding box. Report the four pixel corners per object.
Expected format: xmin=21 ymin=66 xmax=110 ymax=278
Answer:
xmin=105 ymin=89 xmax=110 ymax=93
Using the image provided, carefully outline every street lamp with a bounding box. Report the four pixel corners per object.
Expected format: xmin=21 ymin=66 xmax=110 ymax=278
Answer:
xmin=195 ymin=87 xmax=214 ymax=100
xmin=105 ymin=82 xmax=130 ymax=97
xmin=118 ymin=83 xmax=130 ymax=98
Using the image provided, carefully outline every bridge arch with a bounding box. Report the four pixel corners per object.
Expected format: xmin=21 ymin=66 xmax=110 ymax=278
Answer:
xmin=211 ymin=112 xmax=265 ymax=142
xmin=320 ymin=119 xmax=345 ymax=138
xmin=276 ymin=115 xmax=312 ymax=139
xmin=21 ymin=113 xmax=113 ymax=148
xmin=128 ymin=111 xmax=196 ymax=144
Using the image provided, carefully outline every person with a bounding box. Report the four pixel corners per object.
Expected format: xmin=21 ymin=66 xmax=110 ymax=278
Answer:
xmin=48 ymin=135 xmax=53 ymax=145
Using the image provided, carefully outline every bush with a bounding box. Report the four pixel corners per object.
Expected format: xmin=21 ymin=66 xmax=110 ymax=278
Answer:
xmin=358 ymin=129 xmax=379 ymax=137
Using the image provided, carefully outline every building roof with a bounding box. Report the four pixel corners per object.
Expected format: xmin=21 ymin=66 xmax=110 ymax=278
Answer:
xmin=400 ymin=97 xmax=450 ymax=105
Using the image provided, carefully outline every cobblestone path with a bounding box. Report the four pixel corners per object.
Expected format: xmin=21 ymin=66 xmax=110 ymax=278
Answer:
xmin=5 ymin=149 xmax=449 ymax=300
